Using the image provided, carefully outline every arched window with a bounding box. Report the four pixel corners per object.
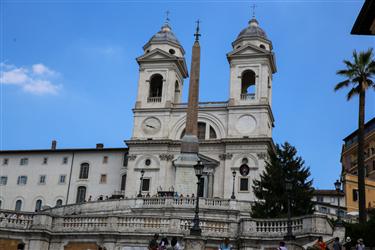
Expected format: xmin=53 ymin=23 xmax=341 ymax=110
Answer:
xmin=180 ymin=122 xmax=218 ymax=140
xmin=79 ymin=163 xmax=89 ymax=179
xmin=259 ymin=44 xmax=266 ymax=49
xmin=76 ymin=186 xmax=86 ymax=203
xmin=148 ymin=74 xmax=163 ymax=102
xmin=15 ymin=200 xmax=22 ymax=211
xmin=35 ymin=199 xmax=42 ymax=211
xmin=56 ymin=199 xmax=63 ymax=207
xmin=241 ymin=70 xmax=256 ymax=100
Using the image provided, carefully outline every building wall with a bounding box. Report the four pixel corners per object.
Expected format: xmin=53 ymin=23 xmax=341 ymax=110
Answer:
xmin=0 ymin=149 xmax=126 ymax=212
xmin=344 ymin=174 xmax=375 ymax=212
xmin=312 ymin=193 xmax=345 ymax=217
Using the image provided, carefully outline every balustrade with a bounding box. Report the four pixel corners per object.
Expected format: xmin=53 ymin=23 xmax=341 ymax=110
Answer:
xmin=240 ymin=93 xmax=255 ymax=100
xmin=0 ymin=211 xmax=33 ymax=229
xmin=147 ymin=97 xmax=162 ymax=103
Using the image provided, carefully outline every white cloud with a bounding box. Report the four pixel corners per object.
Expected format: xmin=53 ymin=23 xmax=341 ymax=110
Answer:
xmin=32 ymin=63 xmax=55 ymax=75
xmin=0 ymin=63 xmax=62 ymax=95
xmin=23 ymin=80 xmax=61 ymax=95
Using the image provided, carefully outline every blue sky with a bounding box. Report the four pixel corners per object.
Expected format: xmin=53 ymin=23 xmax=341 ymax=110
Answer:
xmin=1 ymin=1 xmax=374 ymax=189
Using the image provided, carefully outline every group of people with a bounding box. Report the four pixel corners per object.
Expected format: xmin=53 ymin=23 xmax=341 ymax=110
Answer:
xmin=310 ymin=236 xmax=365 ymax=250
xmin=148 ymin=234 xmax=182 ymax=250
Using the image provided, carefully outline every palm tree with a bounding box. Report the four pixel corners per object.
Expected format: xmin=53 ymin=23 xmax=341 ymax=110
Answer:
xmin=335 ymin=48 xmax=375 ymax=224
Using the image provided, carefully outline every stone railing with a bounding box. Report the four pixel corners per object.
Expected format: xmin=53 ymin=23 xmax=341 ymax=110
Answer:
xmin=241 ymin=214 xmax=333 ymax=238
xmin=0 ymin=210 xmax=34 ymax=229
xmin=147 ymin=96 xmax=162 ymax=103
xmin=173 ymin=101 xmax=228 ymax=108
xmin=240 ymin=93 xmax=255 ymax=100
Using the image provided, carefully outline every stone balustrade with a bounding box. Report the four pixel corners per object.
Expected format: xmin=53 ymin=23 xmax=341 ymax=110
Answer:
xmin=0 ymin=210 xmax=34 ymax=229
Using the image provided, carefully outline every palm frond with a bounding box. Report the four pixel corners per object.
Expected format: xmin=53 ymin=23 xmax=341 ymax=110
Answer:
xmin=334 ymin=79 xmax=351 ymax=91
xmin=346 ymin=87 xmax=359 ymax=100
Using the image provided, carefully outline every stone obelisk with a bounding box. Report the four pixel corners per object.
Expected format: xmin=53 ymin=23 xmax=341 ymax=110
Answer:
xmin=174 ymin=21 xmax=201 ymax=195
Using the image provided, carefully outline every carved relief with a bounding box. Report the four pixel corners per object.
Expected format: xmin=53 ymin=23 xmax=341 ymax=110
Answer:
xmin=257 ymin=152 xmax=267 ymax=160
xmin=159 ymin=154 xmax=174 ymax=161
xmin=128 ymin=155 xmax=137 ymax=161
xmin=219 ymin=153 xmax=233 ymax=160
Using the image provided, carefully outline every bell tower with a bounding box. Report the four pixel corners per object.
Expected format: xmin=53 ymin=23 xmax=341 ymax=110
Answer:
xmin=135 ymin=20 xmax=188 ymax=109
xmin=227 ymin=18 xmax=276 ymax=107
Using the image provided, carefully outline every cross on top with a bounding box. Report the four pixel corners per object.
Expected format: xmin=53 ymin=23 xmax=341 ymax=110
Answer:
xmin=194 ymin=19 xmax=201 ymax=41
xmin=252 ymin=4 xmax=256 ymax=18
xmin=165 ymin=10 xmax=170 ymax=23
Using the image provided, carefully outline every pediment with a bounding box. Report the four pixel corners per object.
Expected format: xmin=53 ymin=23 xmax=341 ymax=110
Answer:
xmin=137 ymin=48 xmax=176 ymax=61
xmin=198 ymin=153 xmax=219 ymax=168
xmin=227 ymin=44 xmax=269 ymax=57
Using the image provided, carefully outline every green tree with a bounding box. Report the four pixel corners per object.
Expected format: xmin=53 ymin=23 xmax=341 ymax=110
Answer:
xmin=335 ymin=48 xmax=375 ymax=224
xmin=251 ymin=142 xmax=314 ymax=218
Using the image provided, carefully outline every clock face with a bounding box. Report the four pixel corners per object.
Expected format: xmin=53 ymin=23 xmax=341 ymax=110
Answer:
xmin=142 ymin=117 xmax=161 ymax=135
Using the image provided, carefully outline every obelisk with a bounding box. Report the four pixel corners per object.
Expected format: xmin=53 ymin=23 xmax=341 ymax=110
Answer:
xmin=174 ymin=21 xmax=202 ymax=195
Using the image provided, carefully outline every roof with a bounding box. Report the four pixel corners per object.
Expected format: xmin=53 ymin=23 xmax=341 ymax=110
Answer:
xmin=0 ymin=147 xmax=128 ymax=154
xmin=313 ymin=189 xmax=345 ymax=196
xmin=143 ymin=23 xmax=184 ymax=53
xmin=351 ymin=0 xmax=375 ymax=35
xmin=343 ymin=117 xmax=375 ymax=145
xmin=233 ymin=18 xmax=269 ymax=45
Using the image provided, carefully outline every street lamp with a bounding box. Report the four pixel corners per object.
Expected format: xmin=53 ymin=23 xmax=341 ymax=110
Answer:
xmin=284 ymin=177 xmax=295 ymax=241
xmin=334 ymin=179 xmax=342 ymax=225
xmin=137 ymin=169 xmax=145 ymax=198
xmin=190 ymin=160 xmax=204 ymax=236
xmin=231 ymin=170 xmax=236 ymax=199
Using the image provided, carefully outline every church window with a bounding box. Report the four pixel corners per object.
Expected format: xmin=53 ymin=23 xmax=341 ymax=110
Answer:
xmin=142 ymin=178 xmax=150 ymax=192
xmin=123 ymin=152 xmax=129 ymax=167
xmin=62 ymin=157 xmax=68 ymax=164
xmin=42 ymin=157 xmax=48 ymax=164
xmin=15 ymin=200 xmax=22 ymax=211
xmin=35 ymin=199 xmax=42 ymax=211
xmin=239 ymin=177 xmax=249 ymax=191
xmin=209 ymin=126 xmax=217 ymax=139
xmin=100 ymin=174 xmax=107 ymax=184
xmin=197 ymin=122 xmax=206 ymax=140
xmin=76 ymin=186 xmax=86 ymax=203
xmin=145 ymin=159 xmax=151 ymax=166
xmin=260 ymin=44 xmax=266 ymax=49
xmin=56 ymin=199 xmax=63 ymax=207
xmin=121 ymin=174 xmax=127 ymax=191
xmin=148 ymin=74 xmax=163 ymax=102
xmin=241 ymin=70 xmax=256 ymax=100
xmin=103 ymin=156 xmax=108 ymax=164
xmin=79 ymin=163 xmax=89 ymax=179
xmin=174 ymin=81 xmax=180 ymax=103
xmin=169 ymin=48 xmax=175 ymax=54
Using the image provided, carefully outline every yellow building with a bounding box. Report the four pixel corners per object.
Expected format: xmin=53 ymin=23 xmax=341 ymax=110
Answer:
xmin=341 ymin=117 xmax=375 ymax=213
xmin=343 ymin=174 xmax=375 ymax=213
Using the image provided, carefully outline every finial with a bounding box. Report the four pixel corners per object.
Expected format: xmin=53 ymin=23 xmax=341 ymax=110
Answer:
xmin=194 ymin=19 xmax=201 ymax=41
xmin=251 ymin=4 xmax=256 ymax=18
xmin=165 ymin=10 xmax=170 ymax=24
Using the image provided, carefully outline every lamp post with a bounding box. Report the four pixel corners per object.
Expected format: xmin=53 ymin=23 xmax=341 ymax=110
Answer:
xmin=284 ymin=177 xmax=295 ymax=241
xmin=137 ymin=169 xmax=145 ymax=198
xmin=231 ymin=170 xmax=236 ymax=199
xmin=334 ymin=179 xmax=343 ymax=225
xmin=190 ymin=160 xmax=204 ymax=236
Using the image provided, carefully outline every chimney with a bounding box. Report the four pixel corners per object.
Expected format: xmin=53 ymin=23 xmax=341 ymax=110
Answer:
xmin=51 ymin=140 xmax=57 ymax=150
xmin=96 ymin=143 xmax=104 ymax=149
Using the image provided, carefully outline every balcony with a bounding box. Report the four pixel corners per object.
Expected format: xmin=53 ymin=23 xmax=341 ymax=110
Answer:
xmin=240 ymin=93 xmax=255 ymax=100
xmin=147 ymin=96 xmax=161 ymax=103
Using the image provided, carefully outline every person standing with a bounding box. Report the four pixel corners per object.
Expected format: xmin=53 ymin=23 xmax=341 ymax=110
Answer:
xmin=170 ymin=237 xmax=182 ymax=250
xmin=314 ymin=236 xmax=327 ymax=250
xmin=218 ymin=238 xmax=231 ymax=250
xmin=278 ymin=241 xmax=287 ymax=250
xmin=333 ymin=237 xmax=342 ymax=250
xmin=148 ymin=234 xmax=159 ymax=250
xmin=355 ymin=239 xmax=365 ymax=250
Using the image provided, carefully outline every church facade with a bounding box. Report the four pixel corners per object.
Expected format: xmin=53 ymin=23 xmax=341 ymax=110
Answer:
xmin=1 ymin=16 xmax=276 ymax=210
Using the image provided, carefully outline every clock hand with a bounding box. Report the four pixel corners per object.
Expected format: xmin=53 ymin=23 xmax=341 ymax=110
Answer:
xmin=146 ymin=124 xmax=155 ymax=128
